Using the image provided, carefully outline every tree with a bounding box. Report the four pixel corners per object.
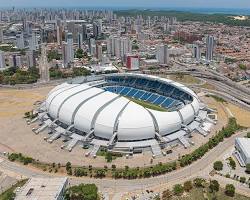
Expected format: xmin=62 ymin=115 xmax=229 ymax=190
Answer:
xmin=247 ymin=132 xmax=250 ymax=138
xmin=72 ymin=67 xmax=91 ymax=77
xmin=209 ymin=180 xmax=220 ymax=193
xmin=193 ymin=178 xmax=206 ymax=188
xmin=132 ymin=44 xmax=139 ymax=50
xmin=239 ymin=63 xmax=247 ymax=70
xmin=183 ymin=181 xmax=193 ymax=192
xmin=246 ymin=163 xmax=250 ymax=174
xmin=94 ymin=169 xmax=106 ymax=178
xmin=49 ymin=67 xmax=64 ymax=79
xmin=225 ymin=184 xmax=235 ymax=197
xmin=64 ymin=183 xmax=98 ymax=200
xmin=228 ymin=157 xmax=236 ymax=170
xmin=240 ymin=176 xmax=246 ymax=183
xmin=47 ymin=50 xmax=61 ymax=61
xmin=173 ymin=184 xmax=184 ymax=196
xmin=105 ymin=152 xmax=113 ymax=163
xmin=75 ymin=48 xmax=84 ymax=59
xmin=213 ymin=161 xmax=223 ymax=171
xmin=74 ymin=168 xmax=88 ymax=177
xmin=162 ymin=189 xmax=172 ymax=200
xmin=66 ymin=162 xmax=72 ymax=171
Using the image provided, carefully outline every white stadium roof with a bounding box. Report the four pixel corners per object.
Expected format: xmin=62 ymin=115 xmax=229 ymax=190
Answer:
xmin=44 ymin=73 xmax=202 ymax=142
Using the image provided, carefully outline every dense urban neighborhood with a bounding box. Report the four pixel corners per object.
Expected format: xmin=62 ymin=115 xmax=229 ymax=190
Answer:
xmin=0 ymin=4 xmax=250 ymax=200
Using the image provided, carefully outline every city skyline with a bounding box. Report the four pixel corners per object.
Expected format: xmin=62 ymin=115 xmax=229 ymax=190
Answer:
xmin=0 ymin=3 xmax=250 ymax=200
xmin=0 ymin=0 xmax=250 ymax=9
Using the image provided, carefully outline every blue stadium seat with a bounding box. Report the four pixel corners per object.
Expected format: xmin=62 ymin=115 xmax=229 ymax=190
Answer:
xmin=140 ymin=92 xmax=152 ymax=100
xmin=133 ymin=90 xmax=145 ymax=99
xmin=120 ymin=87 xmax=130 ymax=95
xmin=148 ymin=94 xmax=159 ymax=103
xmin=161 ymin=98 xmax=175 ymax=108
xmin=116 ymin=86 xmax=124 ymax=93
xmin=126 ymin=89 xmax=138 ymax=97
xmin=104 ymin=77 xmax=193 ymax=107
xmin=154 ymin=96 xmax=166 ymax=105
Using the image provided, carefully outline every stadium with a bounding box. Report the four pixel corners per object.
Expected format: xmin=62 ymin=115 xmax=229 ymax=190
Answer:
xmin=34 ymin=73 xmax=215 ymax=156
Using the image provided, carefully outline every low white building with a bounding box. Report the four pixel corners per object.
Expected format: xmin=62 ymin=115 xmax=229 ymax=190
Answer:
xmin=235 ymin=137 xmax=250 ymax=167
xmin=15 ymin=177 xmax=68 ymax=200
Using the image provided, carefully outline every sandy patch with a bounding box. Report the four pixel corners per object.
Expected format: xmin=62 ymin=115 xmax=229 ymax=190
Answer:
xmin=226 ymin=103 xmax=250 ymax=127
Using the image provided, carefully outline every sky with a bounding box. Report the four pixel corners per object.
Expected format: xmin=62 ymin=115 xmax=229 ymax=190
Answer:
xmin=0 ymin=0 xmax=250 ymax=8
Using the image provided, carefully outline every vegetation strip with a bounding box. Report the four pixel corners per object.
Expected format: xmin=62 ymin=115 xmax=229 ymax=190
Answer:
xmin=0 ymin=179 xmax=28 ymax=200
xmin=7 ymin=117 xmax=243 ymax=179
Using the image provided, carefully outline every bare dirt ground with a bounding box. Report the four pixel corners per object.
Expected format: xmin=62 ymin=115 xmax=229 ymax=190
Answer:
xmin=226 ymin=103 xmax=250 ymax=127
xmin=0 ymin=85 xmax=247 ymax=168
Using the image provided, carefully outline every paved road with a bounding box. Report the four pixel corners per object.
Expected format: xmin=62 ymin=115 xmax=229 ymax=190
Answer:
xmin=0 ymin=172 xmax=17 ymax=194
xmin=70 ymin=129 xmax=250 ymax=194
xmin=1 ymin=129 xmax=249 ymax=198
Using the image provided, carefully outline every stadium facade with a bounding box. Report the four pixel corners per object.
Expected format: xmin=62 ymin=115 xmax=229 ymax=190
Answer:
xmin=34 ymin=73 xmax=215 ymax=156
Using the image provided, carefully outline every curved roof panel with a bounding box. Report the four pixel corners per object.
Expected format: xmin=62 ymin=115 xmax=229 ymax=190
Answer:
xmin=45 ymin=83 xmax=79 ymax=112
xmin=179 ymin=104 xmax=195 ymax=125
xmin=94 ymin=97 xmax=129 ymax=139
xmin=117 ymin=102 xmax=155 ymax=141
xmin=58 ymin=86 xmax=103 ymax=125
xmin=149 ymin=110 xmax=182 ymax=136
xmin=48 ymin=84 xmax=91 ymax=119
xmin=74 ymin=91 xmax=118 ymax=133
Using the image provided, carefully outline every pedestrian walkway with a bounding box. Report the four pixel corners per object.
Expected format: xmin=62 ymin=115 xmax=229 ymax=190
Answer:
xmin=151 ymin=144 xmax=162 ymax=157
xmin=178 ymin=136 xmax=190 ymax=148
xmin=90 ymin=144 xmax=100 ymax=157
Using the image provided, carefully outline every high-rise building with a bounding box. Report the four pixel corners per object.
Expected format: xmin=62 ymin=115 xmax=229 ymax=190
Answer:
xmin=107 ymin=36 xmax=116 ymax=57
xmin=89 ymin=38 xmax=96 ymax=56
xmin=29 ymin=31 xmax=38 ymax=51
xmin=66 ymin=32 xmax=74 ymax=65
xmin=62 ymin=42 xmax=67 ymax=67
xmin=82 ymin=24 xmax=87 ymax=40
xmin=163 ymin=23 xmax=170 ymax=33
xmin=0 ymin=28 xmax=3 ymax=43
xmin=12 ymin=55 xmax=17 ymax=67
xmin=107 ymin=38 xmax=112 ymax=57
xmin=114 ymin=38 xmax=121 ymax=58
xmin=16 ymin=32 xmax=25 ymax=49
xmin=206 ymin=35 xmax=215 ymax=62
xmin=96 ymin=44 xmax=102 ymax=60
xmin=156 ymin=44 xmax=169 ymax=65
xmin=38 ymin=44 xmax=50 ymax=82
xmin=16 ymin=55 xmax=22 ymax=67
xmin=0 ymin=51 xmax=5 ymax=68
xmin=147 ymin=16 xmax=151 ymax=28
xmin=120 ymin=37 xmax=132 ymax=61
xmin=27 ymin=50 xmax=35 ymax=68
xmin=67 ymin=22 xmax=77 ymax=42
xmin=56 ymin=26 xmax=62 ymax=45
xmin=170 ymin=17 xmax=177 ymax=25
xmin=107 ymin=36 xmax=132 ymax=60
xmin=126 ymin=54 xmax=139 ymax=70
xmin=93 ymin=20 xmax=102 ymax=39
xmin=77 ymin=33 xmax=83 ymax=50
xmin=193 ymin=44 xmax=201 ymax=61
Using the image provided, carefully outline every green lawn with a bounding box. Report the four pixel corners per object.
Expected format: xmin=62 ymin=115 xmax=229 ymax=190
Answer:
xmin=0 ymin=179 xmax=28 ymax=200
xmin=127 ymin=97 xmax=168 ymax=112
